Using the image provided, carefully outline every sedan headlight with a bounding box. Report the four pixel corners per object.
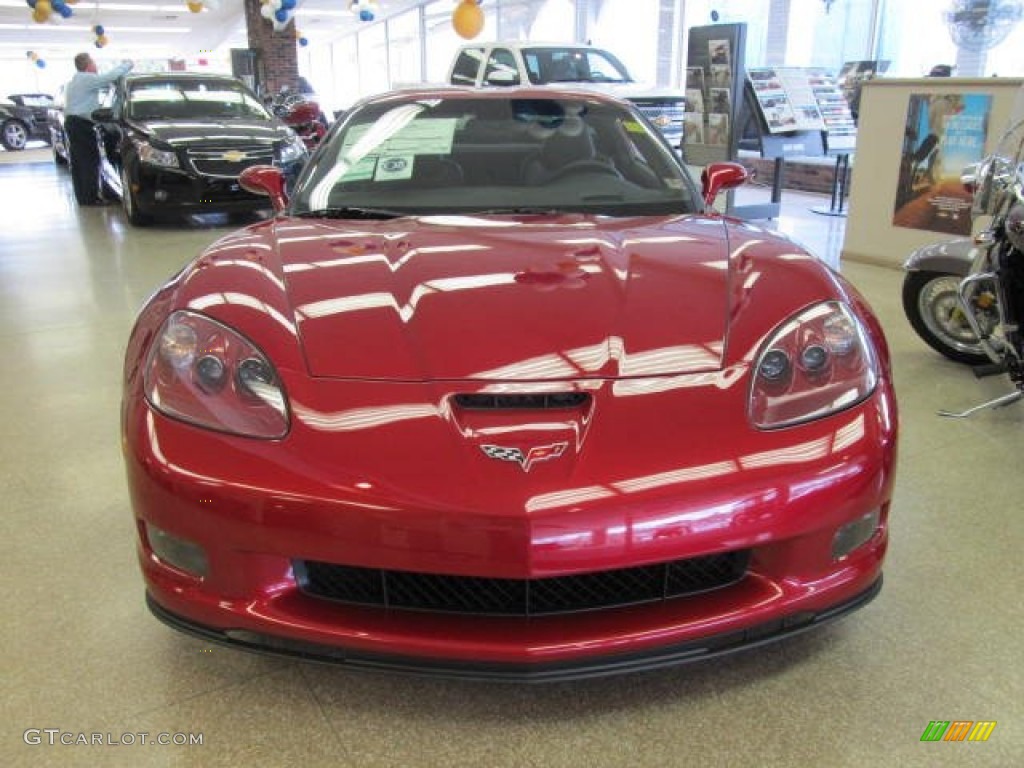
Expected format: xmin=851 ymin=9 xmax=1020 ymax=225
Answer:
xmin=144 ymin=310 xmax=289 ymax=439
xmin=137 ymin=141 xmax=179 ymax=169
xmin=278 ymin=133 xmax=307 ymax=164
xmin=749 ymin=301 xmax=878 ymax=429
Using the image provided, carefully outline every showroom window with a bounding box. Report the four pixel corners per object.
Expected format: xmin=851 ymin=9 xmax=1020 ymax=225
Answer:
xmin=589 ymin=0 xmax=660 ymax=84
xmin=875 ymin=0 xmax=959 ymax=76
xmin=388 ymin=8 xmax=423 ymax=89
xmin=358 ymin=23 xmax=390 ymax=99
xmin=785 ymin=0 xmax=876 ymax=71
xmin=329 ymin=36 xmax=361 ymax=113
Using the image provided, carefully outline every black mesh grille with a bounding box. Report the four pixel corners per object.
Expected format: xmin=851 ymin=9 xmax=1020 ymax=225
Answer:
xmin=453 ymin=392 xmax=590 ymax=410
xmin=295 ymin=551 xmax=749 ymax=616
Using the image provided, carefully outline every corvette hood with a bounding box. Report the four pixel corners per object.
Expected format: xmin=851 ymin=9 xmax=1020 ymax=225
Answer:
xmin=279 ymin=215 xmax=732 ymax=381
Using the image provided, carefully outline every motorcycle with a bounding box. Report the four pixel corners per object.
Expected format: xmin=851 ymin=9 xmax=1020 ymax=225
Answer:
xmin=902 ymin=102 xmax=1024 ymax=417
xmin=902 ymin=237 xmax=999 ymax=367
xmin=268 ymin=87 xmax=326 ymax=150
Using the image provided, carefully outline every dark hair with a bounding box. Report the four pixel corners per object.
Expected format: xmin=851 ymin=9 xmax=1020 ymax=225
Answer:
xmin=928 ymin=64 xmax=953 ymax=77
xmin=74 ymin=52 xmax=92 ymax=72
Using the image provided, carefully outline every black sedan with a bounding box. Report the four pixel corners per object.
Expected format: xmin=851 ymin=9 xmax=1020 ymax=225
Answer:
xmin=2 ymin=93 xmax=55 ymax=151
xmin=92 ymin=73 xmax=308 ymax=225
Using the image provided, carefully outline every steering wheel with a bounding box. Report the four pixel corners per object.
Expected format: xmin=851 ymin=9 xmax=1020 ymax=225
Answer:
xmin=546 ymin=160 xmax=623 ymax=183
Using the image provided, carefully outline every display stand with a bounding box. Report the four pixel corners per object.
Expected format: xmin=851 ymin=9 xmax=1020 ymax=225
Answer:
xmin=811 ymin=152 xmax=851 ymax=217
xmin=684 ymin=23 xmax=769 ymax=218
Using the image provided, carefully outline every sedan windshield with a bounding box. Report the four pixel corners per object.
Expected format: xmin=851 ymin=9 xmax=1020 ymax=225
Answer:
xmin=127 ymin=80 xmax=270 ymax=121
xmin=293 ymin=95 xmax=698 ymax=218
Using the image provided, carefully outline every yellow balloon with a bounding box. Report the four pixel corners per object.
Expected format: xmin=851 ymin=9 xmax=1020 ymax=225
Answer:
xmin=33 ymin=7 xmax=52 ymax=23
xmin=187 ymin=1 xmax=203 ymax=12
xmin=97 ymin=34 xmax=109 ymax=46
xmin=452 ymin=1 xmax=483 ymax=40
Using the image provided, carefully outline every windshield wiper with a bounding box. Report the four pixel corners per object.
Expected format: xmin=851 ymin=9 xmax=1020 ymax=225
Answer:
xmin=295 ymin=206 xmax=406 ymax=220
xmin=471 ymin=207 xmax=569 ymax=215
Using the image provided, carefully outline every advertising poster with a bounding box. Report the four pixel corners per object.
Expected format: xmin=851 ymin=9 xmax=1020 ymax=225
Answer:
xmin=893 ymin=93 xmax=992 ymax=235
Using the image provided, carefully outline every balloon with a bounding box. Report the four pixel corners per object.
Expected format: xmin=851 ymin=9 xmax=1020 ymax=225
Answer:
xmin=359 ymin=9 xmax=374 ymax=21
xmin=274 ymin=8 xmax=287 ymax=22
xmin=94 ymin=24 xmax=104 ymax=34
xmin=453 ymin=1 xmax=484 ymax=40
xmin=204 ymin=0 xmax=221 ymax=10
xmin=37 ymin=59 xmax=46 ymax=68
xmin=260 ymin=3 xmax=275 ymax=20
xmin=32 ymin=7 xmax=50 ymax=23
xmin=281 ymin=0 xmax=296 ymax=9
xmin=299 ymin=37 xmax=308 ymax=46
xmin=187 ymin=1 xmax=203 ymax=12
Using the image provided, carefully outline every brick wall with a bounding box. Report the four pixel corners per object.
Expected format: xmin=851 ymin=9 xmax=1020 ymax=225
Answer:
xmin=738 ymin=156 xmax=844 ymax=196
xmin=243 ymin=0 xmax=299 ymax=97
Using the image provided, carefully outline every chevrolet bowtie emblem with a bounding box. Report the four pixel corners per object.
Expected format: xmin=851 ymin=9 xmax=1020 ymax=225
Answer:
xmin=480 ymin=442 xmax=568 ymax=472
xmin=221 ymin=150 xmax=247 ymax=162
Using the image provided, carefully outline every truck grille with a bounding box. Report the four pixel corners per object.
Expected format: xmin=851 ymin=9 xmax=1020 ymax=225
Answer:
xmin=295 ymin=551 xmax=749 ymax=616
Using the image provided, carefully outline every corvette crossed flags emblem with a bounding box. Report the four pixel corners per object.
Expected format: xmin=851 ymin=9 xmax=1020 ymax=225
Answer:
xmin=480 ymin=442 xmax=568 ymax=472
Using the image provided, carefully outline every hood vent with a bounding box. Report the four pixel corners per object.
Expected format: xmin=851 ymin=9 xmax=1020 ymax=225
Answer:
xmin=453 ymin=392 xmax=590 ymax=410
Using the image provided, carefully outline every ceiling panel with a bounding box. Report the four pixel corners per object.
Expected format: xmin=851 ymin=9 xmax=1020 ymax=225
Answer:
xmin=0 ymin=1 xmax=430 ymax=61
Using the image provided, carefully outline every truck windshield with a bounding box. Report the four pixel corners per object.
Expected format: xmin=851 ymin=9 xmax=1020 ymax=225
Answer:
xmin=523 ymin=48 xmax=632 ymax=85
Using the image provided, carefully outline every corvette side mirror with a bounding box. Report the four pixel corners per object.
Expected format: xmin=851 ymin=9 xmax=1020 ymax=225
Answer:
xmin=239 ymin=165 xmax=288 ymax=213
xmin=701 ymin=162 xmax=749 ymax=212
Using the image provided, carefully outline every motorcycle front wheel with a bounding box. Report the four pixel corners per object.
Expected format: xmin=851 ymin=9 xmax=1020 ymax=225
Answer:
xmin=902 ymin=270 xmax=993 ymax=365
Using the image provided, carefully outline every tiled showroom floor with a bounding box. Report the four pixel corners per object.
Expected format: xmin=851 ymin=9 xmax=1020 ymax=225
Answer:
xmin=1 ymin=147 xmax=1020 ymax=767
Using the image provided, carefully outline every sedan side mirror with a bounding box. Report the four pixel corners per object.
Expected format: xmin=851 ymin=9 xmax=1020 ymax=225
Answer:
xmin=700 ymin=162 xmax=749 ymax=212
xmin=239 ymin=165 xmax=288 ymax=213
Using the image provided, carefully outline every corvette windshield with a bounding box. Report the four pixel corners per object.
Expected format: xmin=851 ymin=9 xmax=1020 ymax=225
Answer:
xmin=293 ymin=95 xmax=698 ymax=218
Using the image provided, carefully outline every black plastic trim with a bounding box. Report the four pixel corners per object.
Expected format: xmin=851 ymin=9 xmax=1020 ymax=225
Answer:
xmin=145 ymin=576 xmax=882 ymax=683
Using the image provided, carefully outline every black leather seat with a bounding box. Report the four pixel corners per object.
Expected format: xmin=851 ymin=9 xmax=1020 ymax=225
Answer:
xmin=521 ymin=127 xmax=620 ymax=185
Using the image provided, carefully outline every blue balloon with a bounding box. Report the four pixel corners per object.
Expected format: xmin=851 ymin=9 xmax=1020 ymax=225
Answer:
xmin=359 ymin=8 xmax=374 ymax=21
xmin=36 ymin=59 xmax=46 ymax=68
xmin=94 ymin=25 xmax=105 ymax=35
xmin=274 ymin=8 xmax=288 ymax=22
xmin=299 ymin=37 xmax=309 ymax=47
xmin=59 ymin=5 xmax=73 ymax=17
xmin=281 ymin=0 xmax=296 ymax=9
xmin=27 ymin=0 xmax=37 ymax=9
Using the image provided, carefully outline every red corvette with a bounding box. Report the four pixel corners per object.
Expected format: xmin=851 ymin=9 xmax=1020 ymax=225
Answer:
xmin=122 ymin=87 xmax=897 ymax=681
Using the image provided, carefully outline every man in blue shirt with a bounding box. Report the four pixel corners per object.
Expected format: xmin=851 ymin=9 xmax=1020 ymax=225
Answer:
xmin=64 ymin=52 xmax=133 ymax=205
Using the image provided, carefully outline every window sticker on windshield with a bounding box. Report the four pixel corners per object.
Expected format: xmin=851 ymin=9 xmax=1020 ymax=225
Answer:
xmin=623 ymin=120 xmax=645 ymax=134
xmin=375 ymin=154 xmax=415 ymax=181
xmin=340 ymin=118 xmax=457 ymax=158
xmin=341 ymin=155 xmax=378 ymax=181
xmin=382 ymin=118 xmax=457 ymax=154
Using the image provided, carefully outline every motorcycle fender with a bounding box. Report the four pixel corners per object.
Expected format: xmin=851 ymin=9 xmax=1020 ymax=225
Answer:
xmin=903 ymin=238 xmax=976 ymax=275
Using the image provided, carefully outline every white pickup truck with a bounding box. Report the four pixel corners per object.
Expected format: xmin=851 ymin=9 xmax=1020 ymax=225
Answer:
xmin=448 ymin=42 xmax=686 ymax=148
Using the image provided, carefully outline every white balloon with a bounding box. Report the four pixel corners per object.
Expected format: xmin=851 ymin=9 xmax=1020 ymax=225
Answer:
xmin=261 ymin=3 xmax=275 ymax=20
xmin=203 ymin=0 xmax=221 ymax=10
xmin=272 ymin=18 xmax=289 ymax=32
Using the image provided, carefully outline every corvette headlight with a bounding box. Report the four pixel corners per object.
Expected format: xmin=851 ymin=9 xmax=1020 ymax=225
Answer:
xmin=749 ymin=301 xmax=878 ymax=429
xmin=278 ymin=134 xmax=307 ymax=164
xmin=144 ymin=310 xmax=289 ymax=439
xmin=137 ymin=141 xmax=179 ymax=169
